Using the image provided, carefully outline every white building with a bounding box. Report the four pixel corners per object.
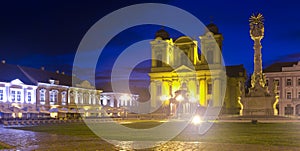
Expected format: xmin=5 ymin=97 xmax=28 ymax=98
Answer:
xmin=264 ymin=61 xmax=300 ymax=116
xmin=0 ymin=62 xmax=138 ymax=119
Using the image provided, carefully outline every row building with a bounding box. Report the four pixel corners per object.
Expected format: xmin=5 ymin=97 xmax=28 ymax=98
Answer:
xmin=0 ymin=62 xmax=138 ymax=120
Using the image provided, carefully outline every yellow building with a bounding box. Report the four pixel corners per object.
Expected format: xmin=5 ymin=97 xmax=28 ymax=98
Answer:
xmin=149 ymin=24 xmax=246 ymax=115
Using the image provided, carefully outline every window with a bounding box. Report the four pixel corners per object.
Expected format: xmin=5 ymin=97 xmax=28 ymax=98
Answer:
xmin=17 ymin=91 xmax=21 ymax=101
xmin=274 ymin=79 xmax=280 ymax=87
xmin=61 ymin=91 xmax=67 ymax=105
xmin=285 ymin=106 xmax=293 ymax=115
xmin=83 ymin=93 xmax=88 ymax=104
xmin=78 ymin=93 xmax=83 ymax=104
xmin=207 ymin=83 xmax=212 ymax=94
xmin=207 ymin=51 xmax=214 ymax=64
xmin=298 ymin=92 xmax=300 ymax=99
xmin=298 ymin=78 xmax=300 ymax=86
xmin=40 ymin=89 xmax=46 ymax=105
xmin=156 ymin=54 xmax=162 ymax=67
xmin=11 ymin=90 xmax=15 ymax=102
xmin=265 ymin=79 xmax=268 ymax=86
xmin=286 ymin=92 xmax=292 ymax=99
xmin=286 ymin=79 xmax=292 ymax=86
xmin=0 ymin=89 xmax=3 ymax=101
xmin=27 ymin=92 xmax=31 ymax=102
xmin=50 ymin=90 xmax=58 ymax=105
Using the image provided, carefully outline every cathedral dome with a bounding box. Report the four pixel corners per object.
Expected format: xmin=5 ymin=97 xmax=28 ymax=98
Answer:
xmin=155 ymin=29 xmax=170 ymax=40
xmin=206 ymin=23 xmax=219 ymax=34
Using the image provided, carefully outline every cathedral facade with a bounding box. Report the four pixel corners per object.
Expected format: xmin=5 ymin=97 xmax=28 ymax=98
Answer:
xmin=149 ymin=24 xmax=246 ymax=116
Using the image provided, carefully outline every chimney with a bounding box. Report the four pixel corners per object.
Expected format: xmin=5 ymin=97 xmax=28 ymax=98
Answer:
xmin=2 ymin=60 xmax=5 ymax=64
xmin=41 ymin=66 xmax=45 ymax=70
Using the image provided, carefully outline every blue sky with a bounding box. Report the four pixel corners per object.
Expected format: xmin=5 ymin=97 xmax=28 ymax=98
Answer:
xmin=0 ymin=0 xmax=299 ymax=90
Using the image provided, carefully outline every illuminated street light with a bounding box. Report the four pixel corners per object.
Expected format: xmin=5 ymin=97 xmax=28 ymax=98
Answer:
xmin=191 ymin=115 xmax=202 ymax=125
xmin=160 ymin=95 xmax=169 ymax=102
xmin=176 ymin=94 xmax=184 ymax=102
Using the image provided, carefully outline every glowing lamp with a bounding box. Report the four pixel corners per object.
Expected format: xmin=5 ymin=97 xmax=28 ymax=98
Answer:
xmin=160 ymin=95 xmax=169 ymax=101
xmin=176 ymin=95 xmax=184 ymax=102
xmin=192 ymin=115 xmax=202 ymax=125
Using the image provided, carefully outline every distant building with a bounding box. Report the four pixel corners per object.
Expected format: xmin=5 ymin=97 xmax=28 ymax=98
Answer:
xmin=264 ymin=61 xmax=300 ymax=116
xmin=0 ymin=62 xmax=137 ymax=120
xmin=149 ymin=24 xmax=247 ymax=116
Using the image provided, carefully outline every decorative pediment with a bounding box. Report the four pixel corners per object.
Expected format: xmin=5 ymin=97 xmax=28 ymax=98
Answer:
xmin=11 ymin=79 xmax=24 ymax=85
xmin=76 ymin=80 xmax=95 ymax=89
xmin=172 ymin=65 xmax=195 ymax=73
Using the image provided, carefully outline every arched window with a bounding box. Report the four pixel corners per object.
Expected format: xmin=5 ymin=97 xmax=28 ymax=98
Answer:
xmin=156 ymin=54 xmax=162 ymax=67
xmin=39 ymin=89 xmax=46 ymax=105
xmin=49 ymin=90 xmax=58 ymax=105
xmin=207 ymin=51 xmax=214 ymax=64
xmin=61 ymin=91 xmax=67 ymax=105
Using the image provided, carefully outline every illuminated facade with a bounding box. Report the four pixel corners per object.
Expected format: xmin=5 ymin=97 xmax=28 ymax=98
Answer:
xmin=149 ymin=24 xmax=246 ymax=115
xmin=264 ymin=61 xmax=300 ymax=116
xmin=0 ymin=62 xmax=138 ymax=119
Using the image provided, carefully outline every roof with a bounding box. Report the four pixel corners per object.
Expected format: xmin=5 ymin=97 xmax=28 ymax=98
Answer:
xmin=155 ymin=29 xmax=170 ymax=40
xmin=0 ymin=63 xmax=82 ymax=86
xmin=263 ymin=61 xmax=298 ymax=72
xmin=225 ymin=64 xmax=246 ymax=77
xmin=206 ymin=23 xmax=219 ymax=34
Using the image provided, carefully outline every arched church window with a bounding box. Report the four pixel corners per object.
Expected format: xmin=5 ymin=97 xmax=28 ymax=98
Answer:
xmin=156 ymin=54 xmax=162 ymax=67
xmin=207 ymin=51 xmax=214 ymax=64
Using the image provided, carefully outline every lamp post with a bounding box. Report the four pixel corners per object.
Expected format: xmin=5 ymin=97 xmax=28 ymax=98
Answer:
xmin=160 ymin=95 xmax=170 ymax=116
xmin=175 ymin=94 xmax=184 ymax=119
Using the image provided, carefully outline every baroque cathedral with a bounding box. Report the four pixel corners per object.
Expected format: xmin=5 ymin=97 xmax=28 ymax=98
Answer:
xmin=149 ymin=23 xmax=246 ymax=115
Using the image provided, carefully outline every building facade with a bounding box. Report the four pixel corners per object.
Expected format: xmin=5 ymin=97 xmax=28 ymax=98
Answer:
xmin=264 ymin=61 xmax=300 ymax=116
xmin=149 ymin=24 xmax=246 ymax=116
xmin=0 ymin=62 xmax=138 ymax=120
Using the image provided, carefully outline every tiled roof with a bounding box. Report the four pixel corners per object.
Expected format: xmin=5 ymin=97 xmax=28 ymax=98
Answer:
xmin=263 ymin=62 xmax=298 ymax=72
xmin=0 ymin=63 xmax=82 ymax=86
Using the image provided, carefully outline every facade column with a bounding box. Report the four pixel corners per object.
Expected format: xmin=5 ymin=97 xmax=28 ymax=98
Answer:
xmin=199 ymin=78 xmax=207 ymax=106
xmin=162 ymin=80 xmax=170 ymax=96
xmin=74 ymin=91 xmax=78 ymax=104
xmin=293 ymin=105 xmax=296 ymax=116
xmin=67 ymin=89 xmax=70 ymax=105
xmin=188 ymin=79 xmax=197 ymax=98
xmin=88 ymin=92 xmax=91 ymax=104
xmin=150 ymin=81 xmax=156 ymax=108
xmin=213 ymin=78 xmax=221 ymax=107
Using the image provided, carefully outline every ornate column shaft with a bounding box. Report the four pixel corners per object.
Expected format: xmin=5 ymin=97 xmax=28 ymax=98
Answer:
xmin=199 ymin=79 xmax=206 ymax=106
xmin=213 ymin=78 xmax=221 ymax=107
xmin=249 ymin=13 xmax=266 ymax=88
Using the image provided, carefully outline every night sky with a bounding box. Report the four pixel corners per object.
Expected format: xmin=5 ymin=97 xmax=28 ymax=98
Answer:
xmin=1 ymin=0 xmax=300 ymax=91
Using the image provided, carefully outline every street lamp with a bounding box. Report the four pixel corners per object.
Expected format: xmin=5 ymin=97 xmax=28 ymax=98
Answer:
xmin=175 ymin=94 xmax=184 ymax=119
xmin=160 ymin=95 xmax=170 ymax=116
xmin=175 ymin=94 xmax=184 ymax=102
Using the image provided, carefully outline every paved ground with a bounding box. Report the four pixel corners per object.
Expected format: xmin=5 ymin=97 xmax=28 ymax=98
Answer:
xmin=1 ymin=124 xmax=300 ymax=151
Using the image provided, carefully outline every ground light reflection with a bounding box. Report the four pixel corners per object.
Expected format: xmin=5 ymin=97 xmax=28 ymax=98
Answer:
xmin=2 ymin=121 xmax=300 ymax=150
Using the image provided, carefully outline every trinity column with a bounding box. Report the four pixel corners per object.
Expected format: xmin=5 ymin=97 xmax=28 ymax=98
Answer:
xmin=240 ymin=13 xmax=278 ymax=116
